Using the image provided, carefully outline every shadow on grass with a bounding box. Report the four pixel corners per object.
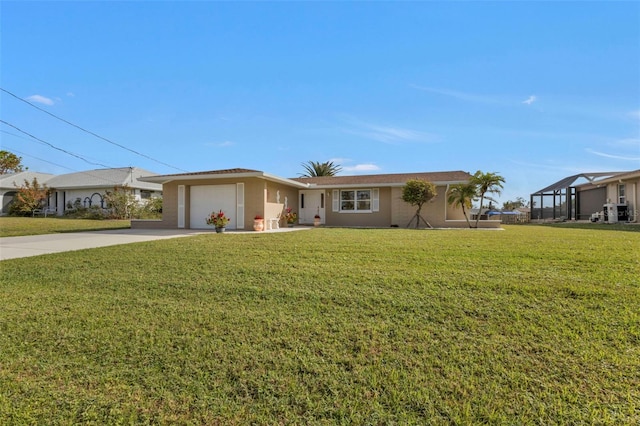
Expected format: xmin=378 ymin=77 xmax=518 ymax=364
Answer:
xmin=535 ymin=222 xmax=640 ymax=233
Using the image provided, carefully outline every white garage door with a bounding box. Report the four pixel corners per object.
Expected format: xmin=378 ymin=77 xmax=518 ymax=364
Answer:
xmin=190 ymin=185 xmax=238 ymax=229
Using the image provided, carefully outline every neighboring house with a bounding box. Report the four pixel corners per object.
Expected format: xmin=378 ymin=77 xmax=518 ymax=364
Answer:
xmin=45 ymin=167 xmax=163 ymax=216
xmin=531 ymin=170 xmax=639 ymax=223
xmin=0 ymin=171 xmax=55 ymax=215
xmin=135 ymin=168 xmax=501 ymax=230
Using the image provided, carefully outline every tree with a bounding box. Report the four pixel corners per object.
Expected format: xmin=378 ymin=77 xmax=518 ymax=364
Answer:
xmin=502 ymin=197 xmax=528 ymax=211
xmin=0 ymin=150 xmax=26 ymax=174
xmin=447 ymin=182 xmax=478 ymax=228
xmin=402 ymin=179 xmax=437 ymax=229
xmin=9 ymin=178 xmax=49 ymax=216
xmin=103 ymin=185 xmax=137 ymax=219
xmin=300 ymin=160 xmax=342 ymax=177
xmin=470 ymin=171 xmax=505 ymax=228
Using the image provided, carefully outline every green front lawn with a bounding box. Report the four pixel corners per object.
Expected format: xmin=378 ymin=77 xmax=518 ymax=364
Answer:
xmin=0 ymin=217 xmax=130 ymax=237
xmin=1 ymin=226 xmax=638 ymax=424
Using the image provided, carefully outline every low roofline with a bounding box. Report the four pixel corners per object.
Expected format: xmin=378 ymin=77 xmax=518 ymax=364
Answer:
xmin=588 ymin=169 xmax=640 ymax=185
xmin=306 ymin=179 xmax=469 ymax=189
xmin=531 ymin=171 xmax=628 ymax=195
xmin=139 ymin=170 xmax=309 ymax=188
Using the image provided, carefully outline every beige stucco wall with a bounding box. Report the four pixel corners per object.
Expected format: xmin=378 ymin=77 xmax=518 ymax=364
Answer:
xmin=390 ymin=186 xmax=476 ymax=228
xmin=134 ymin=179 xmax=500 ymax=230
xmin=135 ymin=177 xmax=300 ymax=230
xmin=606 ymin=178 xmax=639 ymax=223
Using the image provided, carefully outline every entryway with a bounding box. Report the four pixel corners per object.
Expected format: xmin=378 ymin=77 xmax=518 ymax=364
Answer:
xmin=299 ymin=190 xmax=325 ymax=225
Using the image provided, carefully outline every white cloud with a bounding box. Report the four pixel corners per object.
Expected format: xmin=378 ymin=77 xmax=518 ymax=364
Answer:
xmin=342 ymin=163 xmax=381 ymax=173
xmin=611 ymin=137 xmax=640 ymax=148
xmin=342 ymin=118 xmax=433 ymax=144
xmin=329 ymin=157 xmax=351 ymax=164
xmin=25 ymin=94 xmax=54 ymax=106
xmin=522 ymin=95 xmax=537 ymax=105
xmin=410 ymin=85 xmax=504 ymax=104
xmin=205 ymin=141 xmax=234 ymax=147
xmin=66 ymin=92 xmax=75 ymax=97
xmin=586 ymin=148 xmax=640 ymax=161
xmin=628 ymin=110 xmax=640 ymax=120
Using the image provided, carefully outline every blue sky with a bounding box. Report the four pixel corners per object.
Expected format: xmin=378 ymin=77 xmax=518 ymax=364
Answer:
xmin=2 ymin=1 xmax=639 ymax=205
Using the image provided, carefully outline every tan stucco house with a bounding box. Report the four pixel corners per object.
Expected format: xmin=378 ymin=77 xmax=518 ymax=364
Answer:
xmin=135 ymin=168 xmax=500 ymax=230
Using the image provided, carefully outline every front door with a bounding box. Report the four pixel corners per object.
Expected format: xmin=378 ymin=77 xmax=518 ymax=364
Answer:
xmin=299 ymin=190 xmax=325 ymax=225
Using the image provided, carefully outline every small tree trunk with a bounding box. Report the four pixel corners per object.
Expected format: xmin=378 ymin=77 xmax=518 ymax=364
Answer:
xmin=475 ymin=195 xmax=485 ymax=228
xmin=462 ymin=206 xmax=473 ymax=228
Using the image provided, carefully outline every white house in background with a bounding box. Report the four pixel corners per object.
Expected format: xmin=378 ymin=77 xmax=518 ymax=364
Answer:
xmin=45 ymin=167 xmax=163 ymax=215
xmin=0 ymin=171 xmax=55 ymax=215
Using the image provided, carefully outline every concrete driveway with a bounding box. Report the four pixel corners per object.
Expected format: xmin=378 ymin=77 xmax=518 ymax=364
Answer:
xmin=0 ymin=229 xmax=207 ymax=261
xmin=0 ymin=227 xmax=311 ymax=261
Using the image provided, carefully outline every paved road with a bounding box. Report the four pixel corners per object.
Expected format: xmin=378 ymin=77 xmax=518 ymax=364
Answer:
xmin=0 ymin=229 xmax=208 ymax=261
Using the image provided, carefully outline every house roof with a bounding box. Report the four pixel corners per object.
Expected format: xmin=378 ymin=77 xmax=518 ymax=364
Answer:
xmin=0 ymin=171 xmax=55 ymax=190
xmin=138 ymin=168 xmax=309 ymax=188
xmin=45 ymin=167 xmax=162 ymax=191
xmin=291 ymin=170 xmax=472 ymax=188
xmin=586 ymin=169 xmax=640 ymax=185
xmin=139 ymin=168 xmax=473 ymax=189
xmin=531 ymin=172 xmax=628 ymax=195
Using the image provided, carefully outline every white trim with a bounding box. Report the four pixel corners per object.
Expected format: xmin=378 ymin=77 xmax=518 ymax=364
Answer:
xmin=177 ymin=185 xmax=185 ymax=228
xmin=372 ymin=188 xmax=379 ymax=212
xmin=140 ymin=171 xmax=308 ymax=188
xmin=236 ymin=183 xmax=245 ymax=229
xmin=332 ymin=190 xmax=339 ymax=212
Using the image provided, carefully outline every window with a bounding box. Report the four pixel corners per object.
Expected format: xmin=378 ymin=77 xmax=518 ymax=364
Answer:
xmin=618 ymin=184 xmax=626 ymax=204
xmin=333 ymin=189 xmax=379 ymax=213
xmin=340 ymin=189 xmax=371 ymax=211
xmin=141 ymin=190 xmax=151 ymax=200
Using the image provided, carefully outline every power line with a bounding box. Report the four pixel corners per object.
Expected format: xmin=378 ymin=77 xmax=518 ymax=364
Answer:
xmin=0 ymin=143 xmax=78 ymax=172
xmin=1 ymin=144 xmax=144 ymax=187
xmin=1 ymin=87 xmax=188 ymax=172
xmin=1 ymin=120 xmax=113 ymax=168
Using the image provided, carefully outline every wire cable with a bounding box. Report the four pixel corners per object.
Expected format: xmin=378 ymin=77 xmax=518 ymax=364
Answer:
xmin=1 ymin=120 xmax=113 ymax=168
xmin=1 ymin=87 xmax=188 ymax=172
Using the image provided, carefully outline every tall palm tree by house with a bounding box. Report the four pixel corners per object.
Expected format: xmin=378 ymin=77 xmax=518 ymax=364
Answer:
xmin=447 ymin=182 xmax=478 ymax=228
xmin=470 ymin=171 xmax=505 ymax=228
xmin=300 ymin=160 xmax=342 ymax=177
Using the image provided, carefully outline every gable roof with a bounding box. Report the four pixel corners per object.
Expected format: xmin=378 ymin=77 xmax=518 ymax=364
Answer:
xmin=291 ymin=170 xmax=472 ymax=188
xmin=0 ymin=171 xmax=55 ymax=190
xmin=46 ymin=167 xmax=162 ymax=191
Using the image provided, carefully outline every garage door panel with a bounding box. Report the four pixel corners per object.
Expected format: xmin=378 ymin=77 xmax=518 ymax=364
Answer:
xmin=190 ymin=185 xmax=237 ymax=229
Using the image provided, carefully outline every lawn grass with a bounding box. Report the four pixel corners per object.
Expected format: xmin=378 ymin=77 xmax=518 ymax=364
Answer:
xmin=1 ymin=226 xmax=638 ymax=424
xmin=0 ymin=217 xmax=130 ymax=237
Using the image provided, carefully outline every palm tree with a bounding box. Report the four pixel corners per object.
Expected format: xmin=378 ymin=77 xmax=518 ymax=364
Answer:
xmin=447 ymin=182 xmax=478 ymax=228
xmin=470 ymin=171 xmax=505 ymax=228
xmin=299 ymin=160 xmax=342 ymax=177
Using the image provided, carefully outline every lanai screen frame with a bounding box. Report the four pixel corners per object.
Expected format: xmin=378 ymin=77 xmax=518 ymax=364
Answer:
xmin=530 ymin=172 xmax=623 ymax=222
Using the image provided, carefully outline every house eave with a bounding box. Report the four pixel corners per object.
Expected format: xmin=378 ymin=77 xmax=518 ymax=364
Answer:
xmin=140 ymin=171 xmax=309 ymax=188
xmin=306 ymin=179 xmax=469 ymax=189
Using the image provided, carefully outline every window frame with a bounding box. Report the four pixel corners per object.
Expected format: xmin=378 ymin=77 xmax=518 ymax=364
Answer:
xmin=618 ymin=184 xmax=626 ymax=204
xmin=338 ymin=189 xmax=372 ymax=213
